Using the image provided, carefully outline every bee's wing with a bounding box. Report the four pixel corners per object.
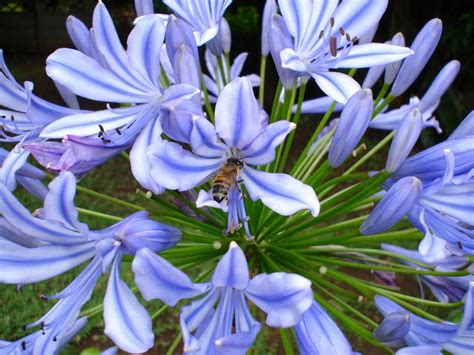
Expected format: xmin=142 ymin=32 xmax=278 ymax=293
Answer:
xmin=196 ymin=169 xmax=220 ymax=189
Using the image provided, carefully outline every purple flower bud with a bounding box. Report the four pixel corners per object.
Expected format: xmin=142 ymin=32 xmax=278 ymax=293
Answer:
xmin=391 ymin=19 xmax=443 ymax=96
xmin=384 ymin=32 xmax=405 ymax=84
xmin=360 ymin=176 xmax=423 ymax=234
xmin=373 ymin=311 xmax=410 ymax=344
xmin=165 ymin=15 xmax=199 ymax=69
xmin=261 ymin=0 xmax=277 ymax=56
xmin=207 ymin=18 xmax=231 ymax=56
xmin=386 ymin=108 xmax=423 ymax=172
xmin=328 ymin=89 xmax=373 ymax=168
xmin=419 ymin=60 xmax=460 ymax=113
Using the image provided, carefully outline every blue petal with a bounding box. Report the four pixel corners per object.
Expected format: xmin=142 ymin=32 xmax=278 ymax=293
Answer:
xmin=386 ymin=108 xmax=423 ymax=172
xmin=46 ymin=48 xmax=155 ymax=103
xmin=116 ymin=212 xmax=181 ymax=254
xmin=190 ymin=117 xmax=226 ymax=158
xmin=148 ymin=140 xmax=223 ymax=191
xmin=165 ymin=16 xmax=199 ymax=68
xmin=312 ymin=71 xmax=361 ymax=104
xmin=43 ymin=172 xmax=88 ymax=234
xmin=160 ymin=95 xmax=202 ymax=144
xmin=360 ymin=177 xmax=423 ymax=234
xmin=269 ymin=14 xmax=298 ymax=89
xmin=242 ymin=121 xmax=295 ymax=165
xmin=0 ymin=184 xmax=87 ymax=244
xmin=261 ymin=0 xmax=277 ymax=56
xmin=0 ymin=147 xmax=33 ymax=192
xmin=0 ymin=239 xmax=95 ymax=284
xmin=241 ymin=166 xmax=320 ymax=216
xmin=127 ymin=14 xmax=166 ymax=88
xmin=419 ymin=60 xmax=460 ymax=113
xmin=132 ymin=248 xmax=209 ymax=306
xmin=15 ymin=176 xmax=48 ymax=200
xmin=449 ymin=111 xmax=474 ymax=140
xmin=362 ymin=64 xmax=385 ymax=89
xmin=298 ymin=96 xmax=343 ymax=114
xmin=280 ymin=48 xmax=307 ymax=72
xmin=215 ymin=77 xmax=262 ymax=149
xmin=396 ymin=345 xmax=442 ymax=355
xmin=104 ymin=254 xmax=154 ymax=353
xmin=294 ymin=301 xmax=354 ymax=355
xmin=129 ymin=118 xmax=165 ymax=194
xmin=391 ymin=19 xmax=443 ymax=97
xmin=66 ymin=15 xmax=91 ymax=55
xmin=392 ymin=138 xmax=474 ymax=182
xmin=245 ymin=272 xmax=313 ymax=327
xmin=332 ymin=44 xmax=413 ymax=69
xmin=331 ymin=0 xmax=388 ymax=40
xmin=384 ymin=32 xmax=406 ymax=85
xmin=134 ymin=0 xmax=155 ymax=16
xmin=40 ymin=104 xmax=146 ymax=139
xmin=373 ymin=311 xmax=411 ymax=343
xmin=212 ymin=241 xmax=249 ymax=290
xmin=328 ymin=89 xmax=373 ymax=167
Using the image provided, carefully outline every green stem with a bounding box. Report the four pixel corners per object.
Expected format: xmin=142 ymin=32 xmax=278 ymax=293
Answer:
xmin=76 ymin=185 xmax=144 ymax=211
xmin=258 ymin=55 xmax=267 ymax=106
xmin=372 ymin=95 xmax=394 ymax=118
xmin=279 ymin=328 xmax=295 ymax=355
xmin=278 ymin=80 xmax=307 ymax=172
xmin=216 ymin=55 xmax=228 ymax=86
xmin=373 ymin=83 xmax=389 ymax=107
xmin=200 ymin=71 xmax=215 ymax=122
xmin=343 ymin=132 xmax=395 ymax=175
xmin=77 ymin=207 xmax=121 ymax=222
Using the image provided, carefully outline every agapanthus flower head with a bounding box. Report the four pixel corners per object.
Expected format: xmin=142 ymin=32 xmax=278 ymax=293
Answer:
xmin=146 ymin=77 xmax=319 ymax=236
xmin=272 ymin=0 xmax=413 ymax=103
xmin=39 ymin=2 xmax=199 ymax=187
xmin=0 ymin=171 xmax=181 ymax=353
xmin=132 ymin=241 xmax=314 ymax=353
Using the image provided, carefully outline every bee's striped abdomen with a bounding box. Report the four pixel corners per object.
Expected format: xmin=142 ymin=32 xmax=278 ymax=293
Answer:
xmin=211 ymin=175 xmax=232 ymax=202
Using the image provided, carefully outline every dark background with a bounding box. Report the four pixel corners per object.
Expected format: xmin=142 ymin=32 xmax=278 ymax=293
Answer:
xmin=0 ymin=0 xmax=473 ymax=144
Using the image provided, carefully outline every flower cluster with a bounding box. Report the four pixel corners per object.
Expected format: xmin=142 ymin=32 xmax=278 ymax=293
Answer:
xmin=0 ymin=0 xmax=472 ymax=354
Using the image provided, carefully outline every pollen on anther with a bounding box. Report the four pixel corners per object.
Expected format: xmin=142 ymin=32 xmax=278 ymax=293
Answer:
xmin=330 ymin=17 xmax=335 ymax=27
xmin=319 ymin=30 xmax=324 ymax=39
xmin=339 ymin=27 xmax=345 ymax=35
xmin=329 ymin=36 xmax=338 ymax=57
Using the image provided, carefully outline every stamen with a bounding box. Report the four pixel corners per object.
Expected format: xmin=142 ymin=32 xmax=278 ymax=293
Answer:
xmin=319 ymin=30 xmax=324 ymax=39
xmin=21 ymin=341 xmax=26 ymax=350
xmin=330 ymin=17 xmax=335 ymax=27
xmin=22 ymin=324 xmax=27 ymax=331
xmin=98 ymin=124 xmax=105 ymax=133
xmin=115 ymin=127 xmax=122 ymax=135
xmin=329 ymin=36 xmax=338 ymax=57
xmin=351 ymin=35 xmax=358 ymax=43
xmin=10 ymin=114 xmax=14 ymax=121
xmin=53 ymin=336 xmax=57 ymax=342
xmin=39 ymin=294 xmax=48 ymax=301
xmin=339 ymin=27 xmax=345 ymax=36
xmin=345 ymin=33 xmax=351 ymax=41
xmin=457 ymin=240 xmax=463 ymax=249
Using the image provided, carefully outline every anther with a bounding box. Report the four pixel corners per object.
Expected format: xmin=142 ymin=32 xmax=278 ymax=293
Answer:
xmin=330 ymin=17 xmax=335 ymax=27
xmin=22 ymin=324 xmax=28 ymax=331
xmin=98 ymin=124 xmax=105 ymax=132
xmin=10 ymin=115 xmax=14 ymax=121
xmin=98 ymin=131 xmax=103 ymax=138
xmin=39 ymin=294 xmax=48 ymax=301
xmin=319 ymin=30 xmax=324 ymax=39
xmin=53 ymin=336 xmax=57 ymax=342
xmin=339 ymin=27 xmax=345 ymax=36
xmin=115 ymin=127 xmax=122 ymax=135
xmin=329 ymin=36 xmax=338 ymax=57
xmin=457 ymin=240 xmax=463 ymax=249
xmin=351 ymin=35 xmax=358 ymax=43
xmin=345 ymin=33 xmax=351 ymax=41
xmin=21 ymin=341 xmax=26 ymax=350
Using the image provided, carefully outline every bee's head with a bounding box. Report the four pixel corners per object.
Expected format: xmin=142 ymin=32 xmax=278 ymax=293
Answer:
xmin=227 ymin=157 xmax=244 ymax=168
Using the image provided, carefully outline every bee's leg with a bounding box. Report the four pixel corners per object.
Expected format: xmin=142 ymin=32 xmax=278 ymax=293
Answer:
xmin=235 ymin=181 xmax=247 ymax=199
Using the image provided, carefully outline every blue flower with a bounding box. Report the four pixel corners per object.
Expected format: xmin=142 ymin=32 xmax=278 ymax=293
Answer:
xmin=40 ymin=2 xmax=199 ymax=192
xmin=145 ymin=77 xmax=319 ymax=236
xmin=294 ymin=301 xmax=355 ymax=354
xmin=381 ymin=244 xmax=472 ymax=303
xmin=132 ymin=241 xmax=313 ymax=353
xmin=0 ymin=172 xmax=181 ymax=353
xmin=271 ymin=0 xmax=413 ymax=103
xmin=163 ymin=0 xmax=233 ymax=46
xmin=374 ymin=282 xmax=474 ymax=354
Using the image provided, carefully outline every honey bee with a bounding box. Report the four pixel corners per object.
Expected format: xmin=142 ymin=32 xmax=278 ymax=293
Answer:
xmin=211 ymin=158 xmax=244 ymax=203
